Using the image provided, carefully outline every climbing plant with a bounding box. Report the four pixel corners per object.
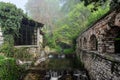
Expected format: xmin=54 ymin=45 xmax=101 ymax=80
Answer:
xmin=0 ymin=2 xmax=26 ymax=57
xmin=0 ymin=2 xmax=30 ymax=80
xmin=0 ymin=2 xmax=25 ymax=44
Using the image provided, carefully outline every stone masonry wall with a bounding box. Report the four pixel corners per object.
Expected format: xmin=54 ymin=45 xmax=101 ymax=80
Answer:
xmin=77 ymin=11 xmax=120 ymax=54
xmin=76 ymin=10 xmax=120 ymax=80
xmin=77 ymin=50 xmax=120 ymax=80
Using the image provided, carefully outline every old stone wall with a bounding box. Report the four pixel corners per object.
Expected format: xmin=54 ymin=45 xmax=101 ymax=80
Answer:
xmin=77 ymin=50 xmax=120 ymax=80
xmin=76 ymin=10 xmax=120 ymax=80
xmin=80 ymin=51 xmax=120 ymax=80
xmin=77 ymin=11 xmax=120 ymax=54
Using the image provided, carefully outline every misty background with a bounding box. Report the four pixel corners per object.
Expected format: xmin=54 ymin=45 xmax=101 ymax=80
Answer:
xmin=0 ymin=0 xmax=110 ymax=53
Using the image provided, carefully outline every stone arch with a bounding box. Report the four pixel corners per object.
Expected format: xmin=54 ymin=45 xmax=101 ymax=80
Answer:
xmin=89 ymin=34 xmax=98 ymax=51
xmin=79 ymin=38 xmax=82 ymax=48
xmin=83 ymin=37 xmax=87 ymax=49
xmin=104 ymin=26 xmax=120 ymax=53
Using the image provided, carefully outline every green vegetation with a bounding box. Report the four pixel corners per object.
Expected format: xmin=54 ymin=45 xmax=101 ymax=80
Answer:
xmin=0 ymin=43 xmax=14 ymax=57
xmin=0 ymin=2 xmax=25 ymax=44
xmin=0 ymin=43 xmax=33 ymax=61
xmin=0 ymin=55 xmax=5 ymax=59
xmin=43 ymin=1 xmax=110 ymax=53
xmin=0 ymin=56 xmax=24 ymax=80
xmin=63 ymin=49 xmax=74 ymax=54
xmin=81 ymin=0 xmax=120 ymax=11
xmin=14 ymin=47 xmax=32 ymax=61
xmin=47 ymin=58 xmax=71 ymax=70
xmin=0 ymin=1 xmax=114 ymax=79
xmin=0 ymin=2 xmax=33 ymax=59
xmin=0 ymin=2 xmax=24 ymax=57
xmin=0 ymin=2 xmax=32 ymax=80
xmin=26 ymin=0 xmax=110 ymax=53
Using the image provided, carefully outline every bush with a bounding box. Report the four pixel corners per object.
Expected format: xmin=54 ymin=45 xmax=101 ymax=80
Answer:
xmin=0 ymin=55 xmax=5 ymax=60
xmin=55 ymin=46 xmax=62 ymax=53
xmin=0 ymin=44 xmax=33 ymax=60
xmin=14 ymin=47 xmax=32 ymax=61
xmin=0 ymin=43 xmax=14 ymax=57
xmin=63 ymin=48 xmax=74 ymax=54
xmin=0 ymin=57 xmax=24 ymax=80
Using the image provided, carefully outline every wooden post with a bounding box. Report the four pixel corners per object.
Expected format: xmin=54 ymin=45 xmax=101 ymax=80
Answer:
xmin=37 ymin=27 xmax=40 ymax=53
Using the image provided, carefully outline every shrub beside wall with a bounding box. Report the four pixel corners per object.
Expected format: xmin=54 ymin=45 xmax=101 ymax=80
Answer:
xmin=0 ymin=56 xmax=24 ymax=80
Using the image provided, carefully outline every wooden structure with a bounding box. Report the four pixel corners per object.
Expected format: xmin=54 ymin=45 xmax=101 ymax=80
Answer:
xmin=14 ymin=17 xmax=44 ymax=54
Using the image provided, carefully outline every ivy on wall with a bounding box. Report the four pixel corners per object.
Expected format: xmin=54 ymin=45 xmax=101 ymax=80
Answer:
xmin=0 ymin=2 xmax=26 ymax=44
xmin=0 ymin=2 xmax=27 ymax=57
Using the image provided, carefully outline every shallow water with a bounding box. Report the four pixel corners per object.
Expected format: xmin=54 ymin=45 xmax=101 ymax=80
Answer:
xmin=22 ymin=54 xmax=89 ymax=80
xmin=23 ymin=69 xmax=89 ymax=80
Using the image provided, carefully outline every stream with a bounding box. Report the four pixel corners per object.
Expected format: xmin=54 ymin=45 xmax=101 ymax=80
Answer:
xmin=22 ymin=54 xmax=90 ymax=80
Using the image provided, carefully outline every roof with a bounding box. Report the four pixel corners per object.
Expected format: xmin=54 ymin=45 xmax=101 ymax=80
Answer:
xmin=22 ymin=17 xmax=44 ymax=27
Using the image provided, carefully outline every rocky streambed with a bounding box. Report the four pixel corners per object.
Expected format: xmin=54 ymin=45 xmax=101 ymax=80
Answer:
xmin=22 ymin=54 xmax=90 ymax=80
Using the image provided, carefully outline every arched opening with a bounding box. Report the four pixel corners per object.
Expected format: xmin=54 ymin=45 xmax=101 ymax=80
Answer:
xmin=83 ymin=37 xmax=87 ymax=49
xmin=104 ymin=26 xmax=120 ymax=53
xmin=89 ymin=35 xmax=98 ymax=51
xmin=115 ymin=33 xmax=120 ymax=53
xmin=79 ymin=39 xmax=82 ymax=48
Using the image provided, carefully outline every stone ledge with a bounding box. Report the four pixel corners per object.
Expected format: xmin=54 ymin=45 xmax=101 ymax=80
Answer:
xmin=81 ymin=50 xmax=120 ymax=63
xmin=14 ymin=45 xmax=39 ymax=48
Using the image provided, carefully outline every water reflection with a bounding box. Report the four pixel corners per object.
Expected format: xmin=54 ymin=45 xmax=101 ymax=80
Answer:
xmin=48 ymin=55 xmax=54 ymax=59
xmin=23 ymin=54 xmax=89 ymax=80
xmin=44 ymin=70 xmax=89 ymax=80
xmin=48 ymin=54 xmax=66 ymax=59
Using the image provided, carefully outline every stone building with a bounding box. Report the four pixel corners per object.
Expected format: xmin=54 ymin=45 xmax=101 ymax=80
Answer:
xmin=14 ymin=18 xmax=44 ymax=54
xmin=76 ymin=10 xmax=120 ymax=80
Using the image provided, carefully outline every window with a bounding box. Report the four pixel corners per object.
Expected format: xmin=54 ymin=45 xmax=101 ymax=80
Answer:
xmin=115 ymin=33 xmax=120 ymax=53
xmin=79 ymin=39 xmax=82 ymax=48
xmin=89 ymin=35 xmax=98 ymax=51
xmin=83 ymin=37 xmax=87 ymax=49
xmin=14 ymin=19 xmax=38 ymax=45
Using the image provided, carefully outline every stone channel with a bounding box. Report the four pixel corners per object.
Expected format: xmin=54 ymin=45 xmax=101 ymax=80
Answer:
xmin=22 ymin=54 xmax=90 ymax=80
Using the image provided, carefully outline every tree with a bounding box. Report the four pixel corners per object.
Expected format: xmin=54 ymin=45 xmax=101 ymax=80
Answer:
xmin=60 ymin=0 xmax=81 ymax=13
xmin=25 ymin=0 xmax=110 ymax=53
xmin=26 ymin=0 xmax=62 ymax=34
xmin=53 ymin=1 xmax=110 ymax=52
xmin=0 ymin=2 xmax=26 ymax=57
xmin=0 ymin=2 xmax=25 ymax=44
xmin=26 ymin=0 xmax=65 ymax=51
xmin=81 ymin=0 xmax=120 ymax=11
